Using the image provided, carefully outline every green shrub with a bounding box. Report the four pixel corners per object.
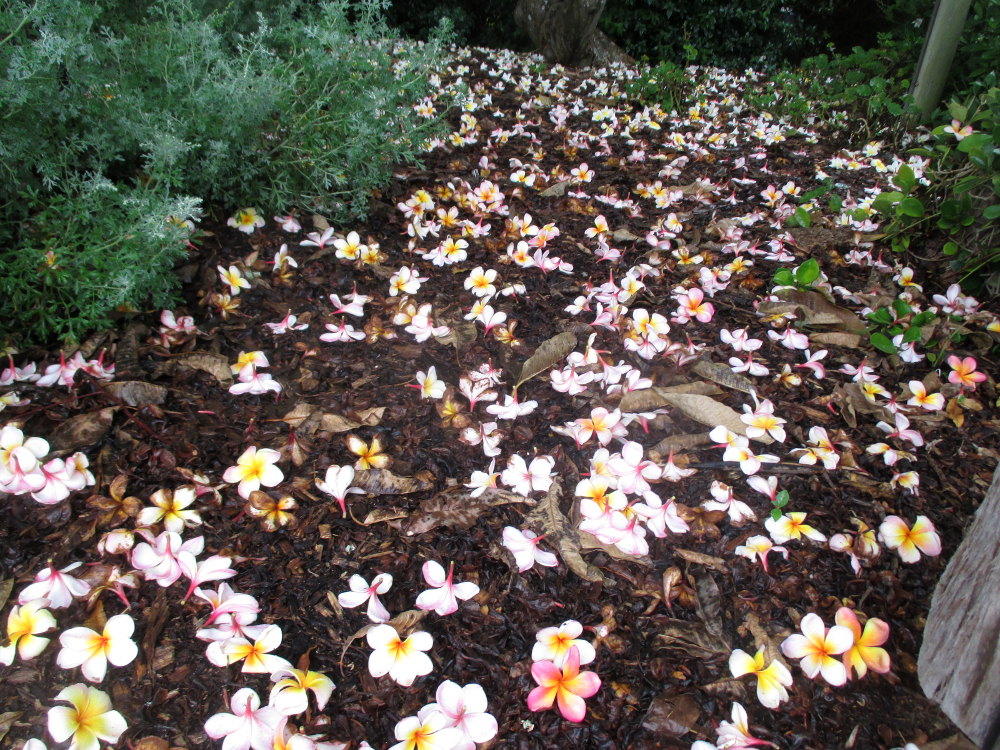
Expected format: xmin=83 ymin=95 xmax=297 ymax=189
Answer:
xmin=0 ymin=0 xmax=448 ymax=346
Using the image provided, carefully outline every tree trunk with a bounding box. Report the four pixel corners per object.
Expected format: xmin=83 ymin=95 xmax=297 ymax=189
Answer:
xmin=514 ymin=0 xmax=631 ymax=67
xmin=910 ymin=0 xmax=972 ymax=118
xmin=919 ymin=460 xmax=1000 ymax=749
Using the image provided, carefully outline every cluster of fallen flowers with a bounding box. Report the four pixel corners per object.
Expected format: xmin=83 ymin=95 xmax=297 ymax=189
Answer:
xmin=3 ymin=42 xmax=1000 ymax=750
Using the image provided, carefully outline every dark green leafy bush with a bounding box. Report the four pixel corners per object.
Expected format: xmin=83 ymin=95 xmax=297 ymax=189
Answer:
xmin=0 ymin=0 xmax=448 ymax=346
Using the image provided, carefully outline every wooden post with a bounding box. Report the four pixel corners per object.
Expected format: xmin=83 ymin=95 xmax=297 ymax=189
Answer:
xmin=918 ymin=461 xmax=1000 ymax=749
xmin=910 ymin=0 xmax=972 ymax=118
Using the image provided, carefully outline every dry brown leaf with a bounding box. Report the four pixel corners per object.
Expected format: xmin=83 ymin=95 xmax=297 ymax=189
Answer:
xmin=649 ymin=433 xmax=711 ymax=460
xmin=433 ymin=317 xmax=478 ymax=350
xmin=516 ymin=331 xmax=577 ymax=387
xmin=641 ymin=692 xmax=701 ymax=738
xmin=810 ymin=331 xmax=863 ymax=348
xmin=353 ymin=468 xmax=433 ymax=495
xmin=775 ymin=289 xmax=867 ymax=333
xmin=612 ymin=227 xmax=640 ymax=243
xmin=50 ymin=407 xmax=118 ymax=451
xmin=0 ymin=712 xmax=23 ymax=744
xmin=103 ymin=381 xmax=168 ymax=406
xmin=525 ymin=479 xmax=606 ymax=583
xmin=282 ymin=403 xmax=316 ymax=428
xmin=673 ymin=548 xmax=727 ymax=571
xmin=360 ymin=507 xmax=409 ymax=525
xmin=622 ymin=388 xmax=770 ymax=444
xmin=540 ymin=181 xmax=569 ymax=197
xmin=655 ymin=619 xmax=730 ymax=660
xmin=946 ymin=397 xmax=965 ymax=427
xmin=0 ymin=578 xmax=12 ymax=612
xmin=691 ymin=360 xmax=755 ymax=394
xmin=400 ymin=488 xmax=530 ymax=536
xmin=171 ymin=352 xmax=233 ymax=385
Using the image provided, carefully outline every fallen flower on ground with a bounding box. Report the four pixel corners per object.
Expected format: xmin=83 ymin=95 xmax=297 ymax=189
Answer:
xmin=56 ymin=613 xmax=137 ymax=683
xmin=223 ymin=447 xmax=284 ymax=500
xmin=532 ymin=620 xmax=596 ymax=668
xmin=780 ymin=612 xmax=854 ymax=685
xmin=19 ymin=563 xmax=92 ymax=610
xmin=878 ymin=515 xmax=941 ymax=563
xmin=422 ymin=680 xmax=498 ymax=749
xmin=47 ymin=684 xmax=127 ymax=750
xmin=415 ymin=561 xmax=480 ymax=616
xmin=366 ymin=624 xmax=434 ymax=687
xmin=527 ymin=645 xmax=601 ymax=723
xmin=338 ymin=573 xmax=394 ymax=623
xmin=0 ymin=598 xmax=56 ymax=665
xmin=269 ymin=667 xmax=335 ymax=716
xmin=729 ymin=647 xmax=793 ymax=709
xmin=204 ymin=687 xmax=281 ymax=750
xmin=502 ymin=527 xmax=559 ymax=572
xmin=835 ymin=607 xmax=891 ymax=680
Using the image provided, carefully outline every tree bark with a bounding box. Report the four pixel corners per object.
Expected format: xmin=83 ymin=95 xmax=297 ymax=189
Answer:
xmin=514 ymin=0 xmax=631 ymax=67
xmin=919 ymin=460 xmax=1000 ymax=749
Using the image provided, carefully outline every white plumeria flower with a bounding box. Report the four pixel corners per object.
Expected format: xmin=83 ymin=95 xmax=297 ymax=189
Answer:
xmin=702 ymin=480 xmax=757 ymax=524
xmin=208 ymin=623 xmax=292 ymax=674
xmin=531 ymin=620 xmax=596 ymax=667
xmin=19 ymin=562 xmax=91 ymax=610
xmin=367 ymin=624 xmax=434 ymax=687
xmin=56 ymin=614 xmax=138 ymax=683
xmin=48 ymin=684 xmax=127 ymax=750
xmin=414 ymin=366 xmax=447 ymax=399
xmin=765 ymin=512 xmax=828 ymax=544
xmin=268 ymin=667 xmax=335 ymax=716
xmin=338 ymin=573 xmax=393 ymax=623
xmin=315 ymin=464 xmax=363 ymax=517
xmin=422 ymin=680 xmax=499 ymax=749
xmin=204 ymin=687 xmax=281 ymax=750
xmin=415 ymin=561 xmax=480 ymax=616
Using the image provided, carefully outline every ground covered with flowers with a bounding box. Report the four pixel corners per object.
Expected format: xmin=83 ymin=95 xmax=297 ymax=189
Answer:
xmin=2 ymin=46 xmax=999 ymax=750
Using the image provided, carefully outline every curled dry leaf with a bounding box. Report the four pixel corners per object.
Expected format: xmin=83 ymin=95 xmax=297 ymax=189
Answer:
xmin=621 ymin=388 xmax=769 ymax=444
xmin=691 ymin=359 xmax=755 ymax=394
xmin=515 ymin=331 xmax=577 ymax=387
xmin=352 ymin=468 xmax=433 ymax=495
xmin=103 ymin=381 xmax=169 ymax=407
xmin=0 ymin=578 xmax=12 ymax=612
xmin=641 ymin=692 xmax=701 ymax=738
xmin=774 ymin=289 xmax=868 ymax=334
xmin=50 ymin=407 xmax=119 ymax=451
xmin=397 ymin=487 xmax=531 ymax=536
xmin=673 ymin=548 xmax=727 ymax=572
xmin=165 ymin=352 xmax=233 ymax=386
xmin=524 ymin=478 xmax=607 ymax=583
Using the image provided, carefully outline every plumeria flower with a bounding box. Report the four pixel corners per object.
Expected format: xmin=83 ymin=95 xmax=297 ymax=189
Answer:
xmin=828 ymin=519 xmax=881 ymax=575
xmin=137 ymin=486 xmax=202 ymax=533
xmin=274 ymin=213 xmax=302 ymax=233
xmin=532 ymin=621 xmax=596 ymax=668
xmin=797 ymin=348 xmax=828 ymax=379
xmin=56 ymin=614 xmax=137 ymax=683
xmin=876 ymin=413 xmax=924 ymax=448
xmin=486 ymin=394 xmax=537 ymax=420
xmin=527 ymin=645 xmax=601 ymax=723
xmin=228 ymin=208 xmax=265 ymax=234
xmin=218 ymin=265 xmax=252 ymax=295
xmin=329 ymin=288 xmax=370 ymax=317
xmin=741 ymin=399 xmax=786 ymax=442
xmin=230 ymin=369 xmax=283 ymax=396
xmin=269 ymin=667 xmax=335 ymax=716
xmin=767 ymin=326 xmax=810 ymax=350
xmin=346 ymin=435 xmax=390 ymax=471
xmin=0 ymin=424 xmax=48 ymax=494
xmin=223 ymin=447 xmax=283 ymax=500
xmin=47 ymin=684 xmax=127 ymax=750
xmin=792 ymin=426 xmax=840 ymax=470
xmin=891 ymin=470 xmax=921 ymax=496
xmin=130 ymin=530 xmax=203 ymax=588
xmin=415 ymin=561 xmax=480 ymax=617
xmin=334 ymin=231 xmax=367 ymax=262
xmin=0 ymin=598 xmax=56 ymax=665
xmin=464 ymin=266 xmax=498 ymax=298
xmin=947 ymin=355 xmax=987 ymax=390
xmin=412 ymin=366 xmax=447 ymax=400
xmin=179 ymin=553 xmax=237 ymax=602
xmin=721 ymin=328 xmax=762 ymax=352
xmin=735 ymin=535 xmax=788 ymax=573
xmin=906 ymin=380 xmax=944 ymax=410
xmin=204 ymin=687 xmax=282 ymax=750
xmin=196 ymin=583 xmax=260 ymax=627
xmin=719 ymin=436 xmax=779 ymax=476
xmin=502 ymin=527 xmax=558 ymax=572
xmin=571 ymin=407 xmax=627 ymax=447
xmin=673 ymin=287 xmax=715 ymax=323
xmin=338 ymin=573 xmax=393 ymax=623
xmin=781 ymin=612 xmax=855 ymax=685
xmin=389 ymin=709 xmax=463 ymax=750
xmin=835 ymin=607 xmax=891 ymax=680
xmin=300 ymin=227 xmax=334 ymax=249
xmin=702 ymin=480 xmax=756 ymax=524
xmin=764 ymin=512 xmax=827 ymax=544
xmin=389 ymin=266 xmax=428 ymax=296
xmin=879 ymin=515 xmax=941 ymax=563
xmin=422 ymin=681 xmax=498 ymax=750
xmin=633 ymin=491 xmax=689 ymax=537
xmin=729 ymin=647 xmax=793 ymax=709
xmin=501 ymin=454 xmax=555 ymax=496
xmin=730 ymin=353 xmax=770 ymax=377
xmin=464 ymin=460 xmax=499 ymax=497
xmin=367 ymin=624 xmax=434 ymax=687
xmin=715 ymin=702 xmax=778 ymax=748
xmin=209 ymin=624 xmax=292 ymax=674
xmin=608 ymin=441 xmax=661 ymax=494
xmin=943 ymin=119 xmax=974 ymax=139
xmin=19 ymin=563 xmax=91 ymax=610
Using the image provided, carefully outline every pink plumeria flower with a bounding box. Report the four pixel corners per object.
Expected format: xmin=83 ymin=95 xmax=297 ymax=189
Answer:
xmin=721 ymin=328 xmax=762 ymax=352
xmin=300 ymin=227 xmax=335 ymax=249
xmin=796 ymin=348 xmax=828 ymax=379
xmin=876 ymin=413 xmax=924 ymax=447
xmin=715 ymin=701 xmax=778 ymax=747
xmin=532 ymin=620 xmax=596 ymax=668
xmin=633 ymin=491 xmax=689 ymax=537
xmin=320 ymin=320 xmax=366 ymax=343
xmin=328 ymin=287 xmax=369 ymax=317
xmin=502 ymin=527 xmax=558 ymax=572
xmin=673 ymin=286 xmax=715 ymax=323
xmin=947 ymin=355 xmax=987 ymax=390
xmin=879 ymin=515 xmax=941 ymax=563
xmin=835 ymin=607 xmax=891 ymax=680
xmin=735 ymin=535 xmax=788 ymax=573
xmin=527 ymin=645 xmax=601 ymax=723
xmin=130 ymin=530 xmax=203 ymax=588
xmin=486 ymin=393 xmax=538 ymax=420
xmin=338 ymin=573 xmax=393 ymax=623
xmin=741 ymin=398 xmax=786 ymax=442
xmin=204 ymin=687 xmax=282 ymax=750
xmin=728 ymin=647 xmax=793 ymax=710
xmin=500 ymin=454 xmax=555 ymax=496
xmin=0 ymin=424 xmax=49 ymax=494
xmin=223 ymin=447 xmax=284 ymax=500
xmin=943 ymin=119 xmax=974 ymax=140
xmin=274 ymin=213 xmax=302 ymax=233
xmin=265 ymin=311 xmax=308 ymax=335
xmin=767 ymin=326 xmax=810 ymax=350
xmin=781 ymin=612 xmax=855 ymax=686
xmin=179 ymin=554 xmax=237 ymax=603
xmin=415 ymin=561 xmax=480 ymax=617
xmin=195 ymin=583 xmax=260 ymax=627
xmin=906 ymin=380 xmax=944 ymax=410
xmin=19 ymin=562 xmax=91 ymax=610
xmin=367 ymin=624 xmax=434 ymax=687
xmin=315 ymin=464 xmax=362 ymax=517
xmin=607 ymin=441 xmax=661 ymax=494
xmin=422 ymin=681 xmax=499 ymax=749
xmin=56 ymin=613 xmax=138 ymax=683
